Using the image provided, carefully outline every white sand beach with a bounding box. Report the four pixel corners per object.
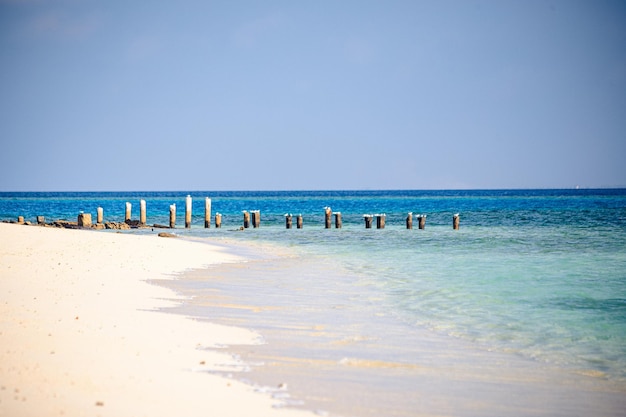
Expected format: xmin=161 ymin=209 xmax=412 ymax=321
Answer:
xmin=0 ymin=223 xmax=313 ymax=417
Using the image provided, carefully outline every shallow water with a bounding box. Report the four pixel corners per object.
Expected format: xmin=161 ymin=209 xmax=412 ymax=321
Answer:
xmin=164 ymin=248 xmax=626 ymax=417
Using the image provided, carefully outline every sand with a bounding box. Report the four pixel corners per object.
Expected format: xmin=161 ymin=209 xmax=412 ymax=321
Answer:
xmin=0 ymin=223 xmax=313 ymax=417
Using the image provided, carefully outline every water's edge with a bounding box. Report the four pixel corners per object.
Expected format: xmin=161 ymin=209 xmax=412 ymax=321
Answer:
xmin=156 ymin=235 xmax=626 ymax=417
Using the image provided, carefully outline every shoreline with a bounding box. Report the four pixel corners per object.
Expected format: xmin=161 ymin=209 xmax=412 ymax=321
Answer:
xmin=0 ymin=223 xmax=313 ymax=417
xmin=3 ymin=219 xmax=626 ymax=416
xmin=162 ymin=242 xmax=626 ymax=417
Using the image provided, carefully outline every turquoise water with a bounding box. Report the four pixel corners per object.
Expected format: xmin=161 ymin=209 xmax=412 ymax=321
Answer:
xmin=2 ymin=189 xmax=626 ymax=412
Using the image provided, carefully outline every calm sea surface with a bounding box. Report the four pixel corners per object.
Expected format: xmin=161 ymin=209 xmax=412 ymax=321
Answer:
xmin=2 ymin=189 xmax=625 ymax=415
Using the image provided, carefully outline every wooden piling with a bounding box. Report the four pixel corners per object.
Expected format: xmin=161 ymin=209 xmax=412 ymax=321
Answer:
xmin=376 ymin=214 xmax=386 ymax=229
xmin=185 ymin=195 xmax=192 ymax=228
xmin=140 ymin=200 xmax=147 ymax=225
xmin=296 ymin=214 xmax=303 ymax=229
xmin=324 ymin=207 xmax=332 ymax=229
xmin=77 ymin=212 xmax=92 ymax=227
xmin=215 ymin=213 xmax=222 ymax=228
xmin=125 ymin=202 xmax=132 ymax=223
xmin=453 ymin=213 xmax=460 ymax=230
xmin=335 ymin=212 xmax=342 ymax=229
xmin=169 ymin=204 xmax=176 ymax=228
xmin=364 ymin=214 xmax=373 ymax=229
xmin=252 ymin=210 xmax=260 ymax=228
xmin=406 ymin=212 xmax=413 ymax=229
xmin=97 ymin=207 xmax=103 ymax=224
xmin=285 ymin=214 xmax=292 ymax=229
xmin=418 ymin=214 xmax=426 ymax=230
xmin=204 ymin=198 xmax=211 ymax=228
xmin=243 ymin=211 xmax=250 ymax=228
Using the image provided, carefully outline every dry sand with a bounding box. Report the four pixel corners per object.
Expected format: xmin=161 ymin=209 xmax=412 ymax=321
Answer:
xmin=0 ymin=223 xmax=313 ymax=417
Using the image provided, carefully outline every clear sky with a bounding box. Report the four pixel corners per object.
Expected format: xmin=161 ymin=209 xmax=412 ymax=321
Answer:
xmin=1 ymin=0 xmax=625 ymax=191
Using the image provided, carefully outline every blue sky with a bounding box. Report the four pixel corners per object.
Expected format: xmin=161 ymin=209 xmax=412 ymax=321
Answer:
xmin=1 ymin=0 xmax=625 ymax=191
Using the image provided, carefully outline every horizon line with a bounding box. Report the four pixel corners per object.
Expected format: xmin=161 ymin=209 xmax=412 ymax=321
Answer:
xmin=1 ymin=186 xmax=625 ymax=194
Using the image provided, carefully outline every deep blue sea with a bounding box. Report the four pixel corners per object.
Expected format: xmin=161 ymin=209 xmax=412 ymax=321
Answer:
xmin=2 ymin=189 xmax=626 ymax=415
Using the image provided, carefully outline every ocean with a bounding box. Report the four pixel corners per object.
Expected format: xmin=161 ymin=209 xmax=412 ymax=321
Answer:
xmin=2 ymin=189 xmax=625 ymax=416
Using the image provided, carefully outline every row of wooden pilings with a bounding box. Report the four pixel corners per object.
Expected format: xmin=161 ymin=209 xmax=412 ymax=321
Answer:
xmin=109 ymin=196 xmax=225 ymax=229
xmin=66 ymin=197 xmax=461 ymax=230
xmin=69 ymin=195 xmax=217 ymax=229
xmin=322 ymin=207 xmax=460 ymax=230
xmin=138 ymin=196 xmax=215 ymax=229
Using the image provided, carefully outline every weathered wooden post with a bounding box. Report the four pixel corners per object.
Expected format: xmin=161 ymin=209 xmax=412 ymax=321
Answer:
xmin=285 ymin=214 xmax=292 ymax=229
xmin=125 ymin=202 xmax=132 ymax=223
xmin=243 ymin=211 xmax=250 ymax=228
xmin=140 ymin=200 xmax=147 ymax=226
xmin=215 ymin=213 xmax=222 ymax=228
xmin=406 ymin=212 xmax=413 ymax=229
xmin=204 ymin=198 xmax=211 ymax=228
xmin=77 ymin=212 xmax=92 ymax=227
xmin=453 ymin=213 xmax=460 ymax=230
xmin=17 ymin=216 xmax=24 ymax=224
xmin=252 ymin=210 xmax=261 ymax=228
xmin=417 ymin=214 xmax=426 ymax=230
xmin=97 ymin=207 xmax=103 ymax=224
xmin=169 ymin=204 xmax=176 ymax=228
xmin=37 ymin=216 xmax=45 ymax=225
xmin=296 ymin=214 xmax=303 ymax=229
xmin=364 ymin=214 xmax=373 ymax=229
xmin=335 ymin=212 xmax=342 ymax=229
xmin=325 ymin=207 xmax=332 ymax=229
xmin=376 ymin=214 xmax=386 ymax=229
xmin=185 ymin=195 xmax=192 ymax=228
